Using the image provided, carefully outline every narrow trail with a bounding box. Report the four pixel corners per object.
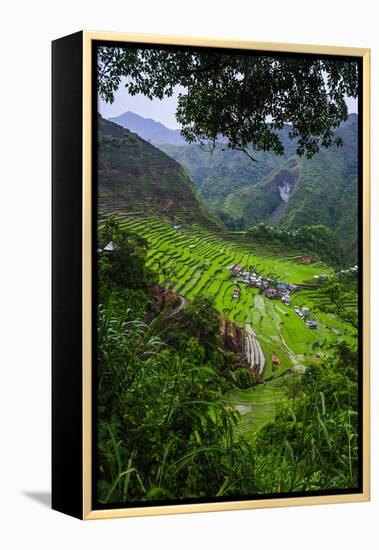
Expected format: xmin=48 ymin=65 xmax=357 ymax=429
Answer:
xmin=245 ymin=323 xmax=265 ymax=375
xmin=165 ymin=295 xmax=188 ymax=319
xmin=279 ymin=334 xmax=306 ymax=372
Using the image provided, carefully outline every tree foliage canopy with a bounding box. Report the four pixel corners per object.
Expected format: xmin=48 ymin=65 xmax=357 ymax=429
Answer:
xmin=98 ymin=217 xmax=157 ymax=302
xmin=98 ymin=47 xmax=358 ymax=159
xmin=246 ymin=222 xmax=345 ymax=266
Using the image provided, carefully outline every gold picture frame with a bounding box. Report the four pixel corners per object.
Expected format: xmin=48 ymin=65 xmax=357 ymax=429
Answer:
xmin=52 ymin=31 xmax=370 ymax=520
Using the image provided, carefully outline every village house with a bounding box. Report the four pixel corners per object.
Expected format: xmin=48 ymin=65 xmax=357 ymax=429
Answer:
xmin=262 ymin=278 xmax=269 ymax=288
xmin=276 ymin=282 xmax=288 ymax=291
xmin=242 ymin=272 xmax=250 ymax=283
xmin=98 ymin=241 xmax=118 ymax=254
xmin=301 ymin=253 xmax=313 ymax=264
xmin=276 ymin=288 xmax=287 ymax=298
xmin=248 ymin=276 xmax=258 ymax=286
xmin=301 ymin=307 xmax=309 ymax=318
xmin=294 ymin=306 xmax=309 ymax=320
xmin=264 ymin=288 xmax=277 ymax=299
xmin=232 ymin=287 xmax=240 ymax=299
xmin=339 ymin=266 xmax=358 ymax=276
xmin=227 ymin=264 xmax=298 ymax=307
xmin=230 ymin=263 xmax=242 ymax=276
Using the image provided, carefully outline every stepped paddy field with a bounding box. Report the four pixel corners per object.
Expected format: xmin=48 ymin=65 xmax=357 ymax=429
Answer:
xmin=100 ymin=213 xmax=357 ymax=436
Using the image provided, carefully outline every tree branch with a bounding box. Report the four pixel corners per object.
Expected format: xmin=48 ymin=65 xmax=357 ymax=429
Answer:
xmin=234 ymin=147 xmax=258 ymax=162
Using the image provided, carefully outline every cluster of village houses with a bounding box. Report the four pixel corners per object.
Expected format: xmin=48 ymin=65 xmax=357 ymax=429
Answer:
xmin=337 ymin=265 xmax=358 ymax=276
xmin=228 ymin=263 xmax=319 ymax=329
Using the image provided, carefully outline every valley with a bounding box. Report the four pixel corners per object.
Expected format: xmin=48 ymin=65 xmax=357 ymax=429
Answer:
xmin=117 ymin=112 xmax=359 ymax=264
xmin=95 ymin=48 xmax=361 ymax=502
xmin=99 ymin=211 xmax=357 ymax=434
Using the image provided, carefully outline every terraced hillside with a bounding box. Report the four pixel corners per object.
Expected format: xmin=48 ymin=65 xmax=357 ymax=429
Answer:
xmin=100 ymin=214 xmax=356 ymax=433
xmin=98 ymin=114 xmax=222 ymax=231
xmin=106 ymin=214 xmax=354 ymax=367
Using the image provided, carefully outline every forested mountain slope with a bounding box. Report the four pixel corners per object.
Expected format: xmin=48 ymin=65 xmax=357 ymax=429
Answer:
xmin=106 ymin=111 xmax=359 ymax=263
xmin=98 ymin=115 xmax=222 ymax=230
xmin=108 ymin=110 xmax=186 ymax=145
xmin=224 ymin=116 xmax=358 ymax=262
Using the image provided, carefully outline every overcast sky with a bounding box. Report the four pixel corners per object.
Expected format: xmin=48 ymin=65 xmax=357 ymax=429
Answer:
xmin=98 ymin=83 xmax=358 ymax=130
xmin=98 ymin=81 xmax=183 ymax=129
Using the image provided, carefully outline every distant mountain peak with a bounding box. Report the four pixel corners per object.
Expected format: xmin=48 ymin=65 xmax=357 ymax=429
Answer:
xmin=108 ymin=111 xmax=186 ymax=145
xmin=119 ymin=111 xmax=168 ymax=128
xmin=341 ymin=112 xmax=358 ymax=126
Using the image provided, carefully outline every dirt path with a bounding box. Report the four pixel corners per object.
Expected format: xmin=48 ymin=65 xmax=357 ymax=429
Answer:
xmin=165 ymin=294 xmax=188 ymax=319
xmin=279 ymin=334 xmax=306 ymax=372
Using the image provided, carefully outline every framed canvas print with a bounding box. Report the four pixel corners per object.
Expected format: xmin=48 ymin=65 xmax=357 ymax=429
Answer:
xmin=52 ymin=31 xmax=370 ymax=520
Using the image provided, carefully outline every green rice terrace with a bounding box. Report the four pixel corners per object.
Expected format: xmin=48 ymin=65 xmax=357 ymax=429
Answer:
xmin=99 ymin=212 xmax=357 ymax=437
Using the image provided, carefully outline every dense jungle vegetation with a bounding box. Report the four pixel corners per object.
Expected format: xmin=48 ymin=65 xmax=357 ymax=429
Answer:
xmin=96 ymin=219 xmax=359 ymax=504
xmin=245 ymin=223 xmax=345 ymax=267
xmin=96 ymin=46 xmax=360 ymax=506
